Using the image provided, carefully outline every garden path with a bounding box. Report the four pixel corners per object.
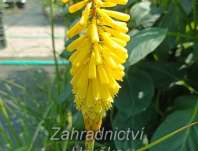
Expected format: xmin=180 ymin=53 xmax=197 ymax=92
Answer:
xmin=0 ymin=0 xmax=65 ymax=59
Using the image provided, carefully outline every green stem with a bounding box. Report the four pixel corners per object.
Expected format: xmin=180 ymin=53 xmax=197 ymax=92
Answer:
xmin=27 ymin=103 xmax=53 ymax=151
xmin=180 ymin=102 xmax=198 ymax=150
xmin=49 ymin=0 xmax=61 ymax=82
xmin=167 ymin=32 xmax=195 ymax=40
xmin=85 ymin=139 xmax=95 ymax=151
xmin=182 ymin=80 xmax=198 ymax=95
xmin=136 ymin=122 xmax=198 ymax=151
xmin=0 ymin=122 xmax=13 ymax=147
xmin=0 ymin=99 xmax=21 ymax=146
xmin=192 ymin=0 xmax=197 ymax=31
xmin=155 ymin=91 xmax=164 ymax=117
xmin=62 ymin=111 xmax=73 ymax=151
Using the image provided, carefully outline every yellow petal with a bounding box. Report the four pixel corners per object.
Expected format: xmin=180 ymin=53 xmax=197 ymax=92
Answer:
xmin=102 ymin=9 xmax=130 ymax=21
xmin=90 ymin=18 xmax=100 ymax=43
xmin=97 ymin=65 xmax=109 ymax=84
xmin=88 ymin=52 xmax=97 ymax=79
xmin=69 ymin=0 xmax=88 ymax=13
xmin=67 ymin=22 xmax=83 ymax=38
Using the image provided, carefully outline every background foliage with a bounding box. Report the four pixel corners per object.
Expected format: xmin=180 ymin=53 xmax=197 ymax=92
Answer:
xmin=0 ymin=0 xmax=198 ymax=150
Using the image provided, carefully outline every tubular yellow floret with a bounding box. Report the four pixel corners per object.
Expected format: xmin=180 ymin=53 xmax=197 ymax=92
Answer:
xmin=66 ymin=0 xmax=130 ymax=143
xmin=67 ymin=35 xmax=87 ymax=51
xmin=90 ymin=18 xmax=100 ymax=43
xmin=101 ymin=9 xmax=130 ymax=21
xmin=97 ymin=9 xmax=128 ymax=32
xmin=103 ymin=26 xmax=130 ymax=42
xmin=88 ymin=52 xmax=97 ymax=79
xmin=94 ymin=43 xmax=102 ymax=64
xmin=67 ymin=22 xmax=83 ymax=38
xmin=100 ymin=2 xmax=117 ymax=7
xmin=80 ymin=2 xmax=92 ymax=26
xmin=69 ymin=0 xmax=88 ymax=13
xmin=106 ymin=0 xmax=128 ymax=5
xmin=112 ymin=37 xmax=127 ymax=47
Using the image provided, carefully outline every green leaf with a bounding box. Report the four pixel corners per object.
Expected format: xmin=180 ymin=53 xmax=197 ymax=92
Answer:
xmin=136 ymin=62 xmax=185 ymax=88
xmin=130 ymin=1 xmax=161 ymax=28
xmin=193 ymin=43 xmax=198 ymax=62
xmin=180 ymin=0 xmax=192 ymax=15
xmin=15 ymin=146 xmax=29 ymax=151
xmin=60 ymin=35 xmax=79 ymax=59
xmin=112 ymin=112 xmax=143 ymax=150
xmin=156 ymin=2 xmax=187 ymax=54
xmin=115 ymin=0 xmax=136 ymax=11
xmin=174 ymin=95 xmax=198 ymax=110
xmin=112 ymin=105 xmax=157 ymax=150
xmin=115 ymin=68 xmax=154 ymax=117
xmin=150 ymin=100 xmax=198 ymax=151
xmin=126 ymin=28 xmax=167 ymax=67
xmin=58 ymin=83 xmax=73 ymax=104
xmin=72 ymin=112 xmax=84 ymax=130
xmin=187 ymin=61 xmax=198 ymax=90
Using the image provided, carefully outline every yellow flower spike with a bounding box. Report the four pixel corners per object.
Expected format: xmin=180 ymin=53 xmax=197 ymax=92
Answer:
xmin=66 ymin=0 xmax=130 ymax=150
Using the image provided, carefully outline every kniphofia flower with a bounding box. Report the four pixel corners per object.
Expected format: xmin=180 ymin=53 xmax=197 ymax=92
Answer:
xmin=66 ymin=0 xmax=130 ymax=148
